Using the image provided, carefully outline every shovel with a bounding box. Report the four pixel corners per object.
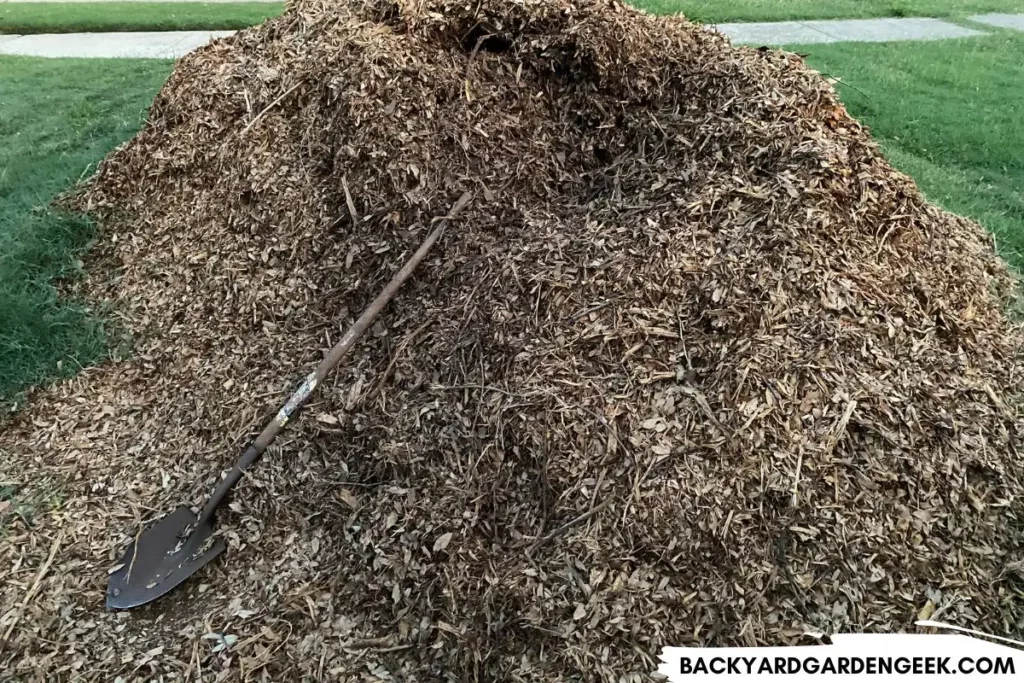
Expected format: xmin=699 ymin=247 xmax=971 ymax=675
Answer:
xmin=107 ymin=193 xmax=471 ymax=609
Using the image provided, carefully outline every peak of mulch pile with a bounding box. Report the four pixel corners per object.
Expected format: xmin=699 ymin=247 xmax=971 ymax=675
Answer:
xmin=3 ymin=0 xmax=1024 ymax=679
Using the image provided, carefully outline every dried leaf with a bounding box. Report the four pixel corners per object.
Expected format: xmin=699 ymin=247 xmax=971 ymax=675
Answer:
xmin=338 ymin=489 xmax=359 ymax=509
xmin=433 ymin=532 xmax=453 ymax=552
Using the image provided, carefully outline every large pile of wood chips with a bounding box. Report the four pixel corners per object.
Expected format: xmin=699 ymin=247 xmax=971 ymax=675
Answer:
xmin=3 ymin=0 xmax=1023 ymax=678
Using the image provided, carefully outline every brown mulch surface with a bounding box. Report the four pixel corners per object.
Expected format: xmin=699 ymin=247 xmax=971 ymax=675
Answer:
xmin=3 ymin=0 xmax=1024 ymax=679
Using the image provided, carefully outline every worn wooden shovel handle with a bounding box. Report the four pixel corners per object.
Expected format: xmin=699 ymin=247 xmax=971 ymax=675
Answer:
xmin=197 ymin=192 xmax=473 ymax=523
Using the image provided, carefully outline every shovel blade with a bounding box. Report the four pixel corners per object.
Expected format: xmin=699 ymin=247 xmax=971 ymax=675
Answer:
xmin=107 ymin=506 xmax=226 ymax=609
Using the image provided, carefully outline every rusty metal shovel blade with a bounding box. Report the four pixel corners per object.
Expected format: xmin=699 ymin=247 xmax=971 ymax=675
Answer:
xmin=107 ymin=506 xmax=226 ymax=609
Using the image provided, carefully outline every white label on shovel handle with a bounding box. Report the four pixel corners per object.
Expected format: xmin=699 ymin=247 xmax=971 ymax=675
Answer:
xmin=274 ymin=372 xmax=318 ymax=428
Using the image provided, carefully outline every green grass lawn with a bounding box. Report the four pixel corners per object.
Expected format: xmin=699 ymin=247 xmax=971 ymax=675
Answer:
xmin=0 ymin=56 xmax=171 ymax=406
xmin=0 ymin=0 xmax=1021 ymax=33
xmin=635 ymin=0 xmax=1024 ymax=23
xmin=0 ymin=2 xmax=281 ymax=34
xmin=796 ymin=32 xmax=1024 ymax=269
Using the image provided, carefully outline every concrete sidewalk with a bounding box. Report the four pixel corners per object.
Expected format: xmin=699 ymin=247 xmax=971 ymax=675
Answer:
xmin=0 ymin=13 xmax=1021 ymax=58
xmin=0 ymin=30 xmax=234 ymax=58
xmin=715 ymin=17 xmax=987 ymax=45
xmin=968 ymin=12 xmax=1024 ymax=30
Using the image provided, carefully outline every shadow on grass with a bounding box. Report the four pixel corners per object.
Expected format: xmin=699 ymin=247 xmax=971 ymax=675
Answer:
xmin=0 ymin=55 xmax=173 ymax=408
xmin=0 ymin=209 xmax=106 ymax=407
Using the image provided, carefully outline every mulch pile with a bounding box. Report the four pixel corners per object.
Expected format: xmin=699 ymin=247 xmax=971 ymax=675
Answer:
xmin=3 ymin=0 xmax=1023 ymax=679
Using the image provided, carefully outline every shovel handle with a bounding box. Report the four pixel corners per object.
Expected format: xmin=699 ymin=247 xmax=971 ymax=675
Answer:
xmin=198 ymin=192 xmax=472 ymax=523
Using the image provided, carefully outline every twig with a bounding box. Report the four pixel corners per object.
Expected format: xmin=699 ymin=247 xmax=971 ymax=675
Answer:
xmin=790 ymin=448 xmax=804 ymax=508
xmin=341 ymin=175 xmax=360 ymax=226
xmin=429 ymin=384 xmax=522 ymax=398
xmin=528 ymin=499 xmax=613 ymax=552
xmin=680 ymin=385 xmax=726 ymax=435
xmin=826 ymin=400 xmax=858 ymax=455
xmin=463 ymin=29 xmax=495 ymax=101
xmin=344 ymin=636 xmax=393 ymax=649
xmin=794 ymin=400 xmax=856 ymax=507
xmin=241 ymin=83 xmax=302 ymax=136
xmin=589 ymin=468 xmax=606 ymax=512
xmin=0 ymin=532 xmax=62 ymax=653
xmin=818 ymin=71 xmax=870 ymax=99
xmin=377 ymin=644 xmax=415 ymax=653
xmin=916 ymin=620 xmax=1024 ymax=649
xmin=183 ymin=639 xmax=198 ymax=682
xmin=464 ymin=32 xmax=492 ymax=80
xmin=373 ymin=319 xmax=433 ymax=397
